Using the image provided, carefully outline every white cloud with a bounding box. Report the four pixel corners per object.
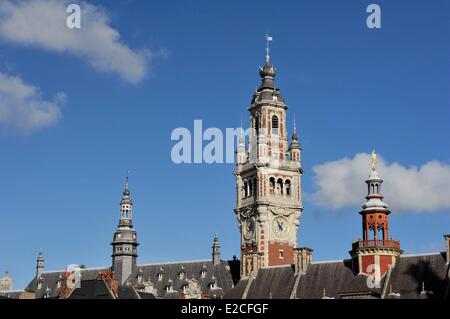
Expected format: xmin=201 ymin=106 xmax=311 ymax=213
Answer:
xmin=0 ymin=72 xmax=64 ymax=133
xmin=0 ymin=0 xmax=149 ymax=84
xmin=311 ymin=153 xmax=450 ymax=213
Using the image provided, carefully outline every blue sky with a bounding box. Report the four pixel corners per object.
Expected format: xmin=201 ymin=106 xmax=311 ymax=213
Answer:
xmin=0 ymin=0 xmax=449 ymax=289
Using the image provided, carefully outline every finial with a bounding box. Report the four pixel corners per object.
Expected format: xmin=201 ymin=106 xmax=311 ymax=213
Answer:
xmin=126 ymin=169 xmax=131 ymax=187
xmin=371 ymin=150 xmax=377 ymax=171
xmin=265 ymin=33 xmax=273 ymax=63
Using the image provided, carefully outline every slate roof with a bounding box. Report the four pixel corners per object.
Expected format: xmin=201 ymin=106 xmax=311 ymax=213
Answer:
xmin=246 ymin=266 xmax=296 ymax=299
xmin=117 ymin=286 xmax=141 ymax=299
xmin=387 ymin=253 xmax=449 ymax=299
xmin=24 ymin=267 xmax=110 ymax=299
xmin=127 ymin=259 xmax=239 ymax=299
xmin=68 ymin=280 xmax=115 ymax=299
xmin=223 ymin=278 xmax=248 ymax=299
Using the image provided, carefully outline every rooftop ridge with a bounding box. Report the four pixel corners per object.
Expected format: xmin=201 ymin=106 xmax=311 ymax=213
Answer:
xmin=263 ymin=264 xmax=293 ymax=269
xmin=311 ymin=259 xmax=349 ymax=265
xmin=137 ymin=259 xmax=211 ymax=267
xmin=401 ymin=252 xmax=443 ymax=258
xmin=41 ymin=266 xmax=109 ymax=274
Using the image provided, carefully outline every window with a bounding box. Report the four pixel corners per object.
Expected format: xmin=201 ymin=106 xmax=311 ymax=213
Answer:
xmin=269 ymin=177 xmax=275 ymax=194
xmin=276 ymin=179 xmax=283 ymax=195
xmin=279 ymin=250 xmax=284 ymax=259
xmin=244 ymin=182 xmax=248 ymax=198
xmin=285 ymin=180 xmax=291 ymax=196
xmin=272 ymin=116 xmax=279 ymax=135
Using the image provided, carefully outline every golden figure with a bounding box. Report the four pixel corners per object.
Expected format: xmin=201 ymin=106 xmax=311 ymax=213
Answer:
xmin=371 ymin=150 xmax=377 ymax=171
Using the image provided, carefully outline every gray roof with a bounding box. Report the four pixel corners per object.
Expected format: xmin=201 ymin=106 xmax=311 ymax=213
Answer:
xmin=223 ymin=278 xmax=248 ymax=299
xmin=296 ymin=259 xmax=383 ymax=299
xmin=24 ymin=267 xmax=110 ymax=299
xmin=127 ymin=259 xmax=238 ymax=299
xmin=68 ymin=280 xmax=115 ymax=299
xmin=246 ymin=266 xmax=296 ymax=299
xmin=387 ymin=253 xmax=449 ymax=299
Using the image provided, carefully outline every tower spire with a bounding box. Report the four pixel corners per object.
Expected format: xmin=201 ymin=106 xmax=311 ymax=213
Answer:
xmin=265 ymin=33 xmax=273 ymax=63
xmin=212 ymin=233 xmax=221 ymax=266
xmin=36 ymin=249 xmax=44 ymax=278
xmin=350 ymin=152 xmax=402 ymax=278
xmin=111 ymin=175 xmax=139 ymax=285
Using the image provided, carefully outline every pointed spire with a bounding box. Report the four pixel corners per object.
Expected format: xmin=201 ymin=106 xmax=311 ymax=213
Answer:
xmin=292 ymin=117 xmax=298 ymax=141
xmin=265 ymin=33 xmax=273 ymax=63
xmin=123 ymin=171 xmax=130 ymax=196
xmin=289 ymin=118 xmax=301 ymax=151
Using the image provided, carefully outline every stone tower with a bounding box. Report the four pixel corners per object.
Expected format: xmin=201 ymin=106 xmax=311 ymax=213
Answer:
xmin=350 ymin=152 xmax=402 ymax=280
xmin=212 ymin=234 xmax=221 ymax=266
xmin=36 ymin=249 xmax=44 ymax=278
xmin=111 ymin=176 xmax=139 ymax=285
xmin=235 ymin=37 xmax=303 ymax=278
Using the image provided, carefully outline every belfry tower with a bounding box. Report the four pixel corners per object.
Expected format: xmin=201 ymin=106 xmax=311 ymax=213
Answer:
xmin=235 ymin=36 xmax=303 ymax=278
xmin=111 ymin=176 xmax=139 ymax=285
xmin=350 ymin=151 xmax=402 ymax=279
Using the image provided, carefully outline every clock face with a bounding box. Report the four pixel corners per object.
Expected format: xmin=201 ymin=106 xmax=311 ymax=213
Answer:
xmin=272 ymin=216 xmax=289 ymax=238
xmin=243 ymin=217 xmax=255 ymax=240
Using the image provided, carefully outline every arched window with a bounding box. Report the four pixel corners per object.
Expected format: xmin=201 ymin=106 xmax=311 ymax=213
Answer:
xmin=285 ymin=180 xmax=291 ymax=196
xmin=269 ymin=177 xmax=275 ymax=194
xmin=276 ymin=178 xmax=283 ymax=195
xmin=272 ymin=115 xmax=279 ymax=135
xmin=248 ymin=180 xmax=253 ymax=196
xmin=378 ymin=226 xmax=384 ymax=241
xmin=243 ymin=182 xmax=248 ymax=198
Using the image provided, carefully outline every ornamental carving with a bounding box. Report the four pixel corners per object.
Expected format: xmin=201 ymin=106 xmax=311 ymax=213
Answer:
xmin=270 ymin=207 xmax=292 ymax=217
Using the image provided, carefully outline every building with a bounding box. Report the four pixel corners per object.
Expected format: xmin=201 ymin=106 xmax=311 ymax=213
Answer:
xmin=1 ymin=40 xmax=449 ymax=299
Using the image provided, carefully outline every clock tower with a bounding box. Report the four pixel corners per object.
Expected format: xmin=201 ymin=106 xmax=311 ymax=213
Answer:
xmin=235 ymin=37 xmax=303 ymax=278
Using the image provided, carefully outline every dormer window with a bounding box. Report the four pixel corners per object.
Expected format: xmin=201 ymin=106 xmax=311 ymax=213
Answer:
xmin=137 ymin=270 xmax=143 ymax=283
xmin=200 ymin=265 xmax=207 ymax=278
xmin=37 ymin=281 xmax=42 ymax=290
xmin=57 ymin=280 xmax=62 ymax=289
xmin=166 ymin=280 xmax=173 ymax=292
xmin=209 ymin=276 xmax=217 ymax=289
xmin=157 ymin=268 xmax=164 ymax=281
xmin=182 ymin=284 xmax=188 ymax=294
xmin=179 ymin=267 xmax=185 ymax=280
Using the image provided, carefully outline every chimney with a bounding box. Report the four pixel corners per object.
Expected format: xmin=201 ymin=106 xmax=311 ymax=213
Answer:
xmin=294 ymin=247 xmax=313 ymax=274
xmin=444 ymin=234 xmax=450 ymax=264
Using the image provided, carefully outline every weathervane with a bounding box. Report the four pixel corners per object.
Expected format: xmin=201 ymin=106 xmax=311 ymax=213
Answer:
xmin=265 ymin=33 xmax=273 ymax=62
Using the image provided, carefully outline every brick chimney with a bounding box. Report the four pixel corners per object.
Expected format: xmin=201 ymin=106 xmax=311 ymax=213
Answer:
xmin=294 ymin=247 xmax=313 ymax=274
